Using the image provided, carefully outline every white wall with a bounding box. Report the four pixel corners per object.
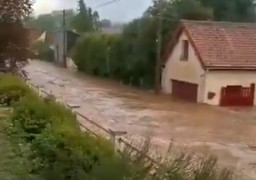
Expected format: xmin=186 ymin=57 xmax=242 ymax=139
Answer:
xmin=204 ymin=71 xmax=256 ymax=105
xmin=53 ymin=31 xmax=67 ymax=67
xmin=66 ymin=57 xmax=77 ymax=70
xmin=161 ymin=31 xmax=205 ymax=102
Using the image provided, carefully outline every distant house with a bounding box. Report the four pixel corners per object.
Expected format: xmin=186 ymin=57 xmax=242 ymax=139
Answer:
xmin=52 ymin=30 xmax=79 ymax=68
xmin=26 ymin=27 xmax=42 ymax=44
xmin=162 ymin=20 xmax=256 ymax=106
xmin=34 ymin=31 xmax=54 ymax=44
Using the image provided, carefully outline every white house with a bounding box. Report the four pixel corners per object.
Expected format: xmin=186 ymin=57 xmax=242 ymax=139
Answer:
xmin=161 ymin=20 xmax=256 ymax=106
xmin=52 ymin=30 xmax=79 ymax=68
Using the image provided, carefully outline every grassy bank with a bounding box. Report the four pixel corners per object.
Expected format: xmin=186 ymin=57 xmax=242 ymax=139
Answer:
xmin=0 ymin=74 xmax=235 ymax=180
xmin=0 ymin=108 xmax=41 ymax=180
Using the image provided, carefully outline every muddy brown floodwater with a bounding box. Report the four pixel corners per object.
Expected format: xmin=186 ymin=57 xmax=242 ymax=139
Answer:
xmin=26 ymin=61 xmax=256 ymax=179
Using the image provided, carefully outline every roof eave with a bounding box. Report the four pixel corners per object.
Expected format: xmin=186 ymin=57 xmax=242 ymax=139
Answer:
xmin=206 ymin=66 xmax=256 ymax=70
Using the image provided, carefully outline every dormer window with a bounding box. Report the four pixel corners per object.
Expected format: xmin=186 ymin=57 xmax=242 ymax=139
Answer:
xmin=181 ymin=40 xmax=189 ymax=61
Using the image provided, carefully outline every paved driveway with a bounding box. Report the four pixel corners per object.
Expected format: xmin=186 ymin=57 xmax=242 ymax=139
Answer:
xmin=26 ymin=61 xmax=256 ymax=179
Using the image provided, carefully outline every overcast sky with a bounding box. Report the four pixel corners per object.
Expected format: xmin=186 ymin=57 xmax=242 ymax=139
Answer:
xmin=33 ymin=0 xmax=152 ymax=22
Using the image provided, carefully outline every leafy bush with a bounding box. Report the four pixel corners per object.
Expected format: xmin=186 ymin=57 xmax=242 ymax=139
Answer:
xmin=30 ymin=123 xmax=114 ymax=180
xmin=31 ymin=41 xmax=54 ymax=62
xmin=72 ymin=31 xmax=155 ymax=88
xmin=0 ymin=75 xmax=32 ymax=106
xmin=73 ymin=33 xmax=124 ymax=78
xmin=4 ymin=76 xmax=115 ymax=179
xmin=11 ymin=95 xmax=50 ymax=140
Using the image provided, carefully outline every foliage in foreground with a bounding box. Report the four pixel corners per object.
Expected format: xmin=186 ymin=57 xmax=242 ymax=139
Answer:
xmin=0 ymin=0 xmax=34 ymax=73
xmin=0 ymin=74 xmax=234 ymax=180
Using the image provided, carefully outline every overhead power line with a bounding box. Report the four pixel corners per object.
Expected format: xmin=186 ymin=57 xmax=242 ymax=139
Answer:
xmin=94 ymin=0 xmax=121 ymax=9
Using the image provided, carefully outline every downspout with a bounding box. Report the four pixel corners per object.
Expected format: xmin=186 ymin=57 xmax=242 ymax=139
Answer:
xmin=199 ymin=68 xmax=209 ymax=103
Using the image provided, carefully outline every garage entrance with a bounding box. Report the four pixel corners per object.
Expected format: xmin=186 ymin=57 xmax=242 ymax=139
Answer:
xmin=172 ymin=80 xmax=198 ymax=102
xmin=220 ymin=84 xmax=255 ymax=106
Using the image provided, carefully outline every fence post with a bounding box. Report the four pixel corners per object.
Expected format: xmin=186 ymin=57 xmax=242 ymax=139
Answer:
xmin=108 ymin=129 xmax=127 ymax=152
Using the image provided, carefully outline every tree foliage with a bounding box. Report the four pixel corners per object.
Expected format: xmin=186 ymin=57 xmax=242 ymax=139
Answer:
xmin=71 ymin=0 xmax=100 ymax=33
xmin=73 ymin=33 xmax=123 ymax=77
xmin=0 ymin=0 xmax=33 ymax=72
xmin=25 ymin=10 xmax=76 ymax=31
xmin=100 ymin=19 xmax=112 ymax=28
xmin=199 ymin=0 xmax=255 ymax=21
xmin=0 ymin=0 xmax=33 ymax=22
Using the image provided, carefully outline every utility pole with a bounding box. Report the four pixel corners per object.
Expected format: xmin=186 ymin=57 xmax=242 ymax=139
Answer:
xmin=155 ymin=0 xmax=164 ymax=94
xmin=106 ymin=46 xmax=111 ymax=75
xmin=63 ymin=9 xmax=67 ymax=68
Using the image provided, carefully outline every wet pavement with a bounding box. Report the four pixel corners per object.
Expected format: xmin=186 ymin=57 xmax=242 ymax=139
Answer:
xmin=26 ymin=61 xmax=256 ymax=179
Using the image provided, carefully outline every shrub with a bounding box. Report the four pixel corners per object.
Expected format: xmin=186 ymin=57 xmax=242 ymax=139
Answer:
xmin=11 ymin=94 xmax=51 ymax=140
xmin=72 ymin=33 xmax=124 ymax=77
xmin=72 ymin=32 xmax=155 ymax=88
xmin=0 ymin=75 xmax=32 ymax=106
xmin=31 ymin=41 xmax=54 ymax=62
xmin=6 ymin=77 xmax=116 ymax=179
xmin=30 ymin=123 xmax=114 ymax=179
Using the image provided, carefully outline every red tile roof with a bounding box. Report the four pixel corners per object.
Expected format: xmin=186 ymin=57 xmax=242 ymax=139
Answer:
xmin=165 ymin=20 xmax=256 ymax=70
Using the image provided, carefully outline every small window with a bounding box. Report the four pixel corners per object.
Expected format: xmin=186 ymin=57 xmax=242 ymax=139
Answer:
xmin=181 ymin=40 xmax=189 ymax=60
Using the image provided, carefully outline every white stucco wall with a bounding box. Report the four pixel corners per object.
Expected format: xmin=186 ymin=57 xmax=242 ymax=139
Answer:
xmin=53 ymin=31 xmax=67 ymax=67
xmin=161 ymin=31 xmax=205 ymax=102
xmin=66 ymin=57 xmax=77 ymax=70
xmin=204 ymin=71 xmax=256 ymax=105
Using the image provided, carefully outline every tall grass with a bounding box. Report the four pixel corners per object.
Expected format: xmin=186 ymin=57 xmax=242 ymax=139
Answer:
xmin=89 ymin=138 xmax=234 ymax=180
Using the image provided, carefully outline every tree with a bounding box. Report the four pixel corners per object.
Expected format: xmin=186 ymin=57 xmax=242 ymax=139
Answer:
xmin=35 ymin=14 xmax=56 ymax=31
xmin=92 ymin=11 xmax=100 ymax=31
xmin=199 ymin=0 xmax=255 ymax=22
xmin=172 ymin=0 xmax=213 ymax=20
xmin=72 ymin=0 xmax=90 ymax=32
xmin=117 ymin=0 xmax=213 ymax=87
xmin=0 ymin=0 xmax=33 ymax=22
xmin=0 ymin=0 xmax=33 ymax=72
xmin=100 ymin=19 xmax=112 ymax=28
xmin=25 ymin=10 xmax=76 ymax=31
xmin=71 ymin=0 xmax=100 ymax=32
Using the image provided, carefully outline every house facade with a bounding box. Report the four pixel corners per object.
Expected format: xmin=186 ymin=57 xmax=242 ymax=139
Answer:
xmin=52 ymin=30 xmax=79 ymax=68
xmin=162 ymin=20 xmax=256 ymax=106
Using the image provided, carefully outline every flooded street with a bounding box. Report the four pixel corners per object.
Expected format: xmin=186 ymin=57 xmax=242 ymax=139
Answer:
xmin=27 ymin=61 xmax=256 ymax=179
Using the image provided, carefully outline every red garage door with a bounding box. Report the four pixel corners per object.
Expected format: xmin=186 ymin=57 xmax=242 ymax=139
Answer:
xmin=220 ymin=84 xmax=255 ymax=106
xmin=172 ymin=80 xmax=198 ymax=102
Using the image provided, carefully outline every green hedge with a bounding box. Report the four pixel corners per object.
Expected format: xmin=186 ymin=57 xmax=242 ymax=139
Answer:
xmin=73 ymin=33 xmax=124 ymax=78
xmin=72 ymin=32 xmax=155 ymax=88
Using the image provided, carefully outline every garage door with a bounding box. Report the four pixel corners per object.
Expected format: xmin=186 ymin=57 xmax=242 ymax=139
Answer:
xmin=220 ymin=84 xmax=254 ymax=106
xmin=172 ymin=80 xmax=198 ymax=102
